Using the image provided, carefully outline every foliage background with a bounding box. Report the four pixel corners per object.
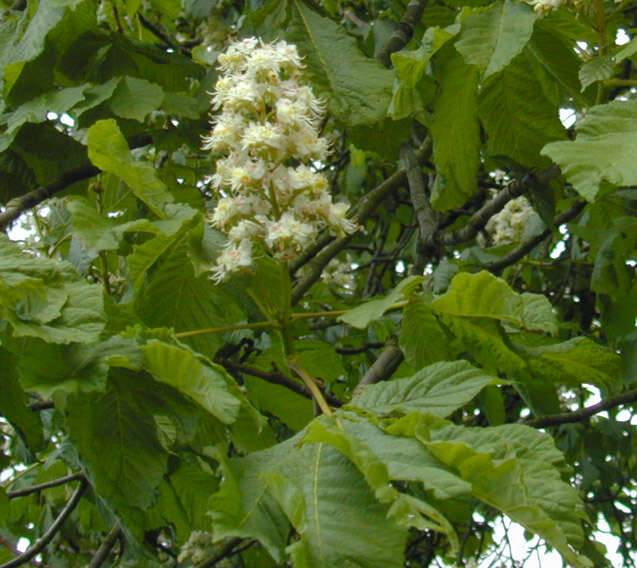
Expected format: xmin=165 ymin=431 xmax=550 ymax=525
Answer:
xmin=0 ymin=0 xmax=635 ymax=567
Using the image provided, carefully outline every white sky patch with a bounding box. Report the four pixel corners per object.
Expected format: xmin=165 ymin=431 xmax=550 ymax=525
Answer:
xmin=616 ymin=28 xmax=630 ymax=46
xmin=60 ymin=113 xmax=75 ymax=127
xmin=559 ymin=108 xmax=577 ymax=128
xmin=17 ymin=537 xmax=30 ymax=553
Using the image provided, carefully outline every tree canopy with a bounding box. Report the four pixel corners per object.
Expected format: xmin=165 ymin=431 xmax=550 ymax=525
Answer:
xmin=0 ymin=0 xmax=636 ymax=567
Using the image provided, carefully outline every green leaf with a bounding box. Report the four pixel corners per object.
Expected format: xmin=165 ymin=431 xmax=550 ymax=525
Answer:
xmin=524 ymin=337 xmax=623 ymax=390
xmin=142 ymin=340 xmax=240 ymax=424
xmin=210 ymin=435 xmax=407 ymax=568
xmin=419 ymin=422 xmax=592 ymax=568
xmin=109 ymin=76 xmax=165 ymax=122
xmin=388 ymin=24 xmax=458 ymax=120
xmin=67 ymin=370 xmax=169 ymax=512
xmin=399 ymin=299 xmax=454 ymax=368
xmin=0 ymin=85 xmax=87 ymax=152
xmin=0 ymin=236 xmax=104 ymax=344
xmin=136 ymin=241 xmax=244 ymax=359
xmin=87 ymin=119 xmax=173 ymax=217
xmin=350 ymin=360 xmax=497 ymax=417
xmin=455 ymin=0 xmax=537 ymax=78
xmin=338 ymin=276 xmax=421 ymax=329
xmin=430 ymin=43 xmax=481 ymax=210
xmin=480 ymin=50 xmax=566 ymax=167
xmin=542 ymin=99 xmax=637 ymax=201
xmin=0 ymin=349 xmax=43 ymax=451
xmin=431 ymin=271 xmax=558 ymax=334
xmin=578 ymin=56 xmax=614 ymax=90
xmin=282 ymin=0 xmax=393 ymax=127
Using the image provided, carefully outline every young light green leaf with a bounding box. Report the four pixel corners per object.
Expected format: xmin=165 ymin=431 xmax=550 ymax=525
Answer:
xmin=350 ymin=360 xmax=497 ymax=417
xmin=87 ymin=119 xmax=173 ymax=217
xmin=455 ymin=0 xmax=537 ymax=78
xmin=542 ymin=99 xmax=637 ymax=201
xmin=578 ymin=56 xmax=614 ymax=90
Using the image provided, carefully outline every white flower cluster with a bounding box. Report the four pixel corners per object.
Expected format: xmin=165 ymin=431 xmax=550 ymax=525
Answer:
xmin=485 ymin=195 xmax=539 ymax=245
xmin=525 ymin=0 xmax=562 ymax=13
xmin=177 ymin=530 xmax=214 ymax=564
xmin=321 ymin=256 xmax=356 ymax=291
xmin=204 ymin=37 xmax=356 ymax=282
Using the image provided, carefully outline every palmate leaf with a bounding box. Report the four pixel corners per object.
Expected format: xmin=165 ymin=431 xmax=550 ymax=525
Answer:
xmin=390 ymin=415 xmax=593 ymax=568
xmin=349 ymin=360 xmax=498 ymax=417
xmin=542 ymin=98 xmax=637 ymax=201
xmin=209 ymin=435 xmax=407 ymax=568
xmin=455 ymin=0 xmax=537 ymax=78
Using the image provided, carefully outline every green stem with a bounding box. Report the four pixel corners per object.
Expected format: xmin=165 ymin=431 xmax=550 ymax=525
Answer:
xmin=175 ymin=320 xmax=279 ymax=338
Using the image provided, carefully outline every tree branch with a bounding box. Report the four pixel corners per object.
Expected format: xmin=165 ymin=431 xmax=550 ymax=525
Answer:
xmin=377 ymin=1 xmax=427 ymax=68
xmin=485 ymin=199 xmax=587 ymax=273
xmin=353 ymin=337 xmax=404 ymax=395
xmin=199 ymin=538 xmax=255 ymax=568
xmin=291 ymin=139 xmax=432 ymax=302
xmin=523 ymin=388 xmax=637 ymax=428
xmin=0 ymin=134 xmax=152 ymax=232
xmin=6 ymin=472 xmax=85 ymax=499
xmin=0 ymin=478 xmax=88 ymax=568
xmin=400 ymin=144 xmax=438 ymax=273
xmin=218 ymin=359 xmax=343 ymax=407
xmin=88 ymin=523 xmax=121 ymax=568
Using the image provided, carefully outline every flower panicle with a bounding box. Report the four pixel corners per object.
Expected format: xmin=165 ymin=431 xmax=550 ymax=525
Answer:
xmin=204 ymin=37 xmax=356 ymax=282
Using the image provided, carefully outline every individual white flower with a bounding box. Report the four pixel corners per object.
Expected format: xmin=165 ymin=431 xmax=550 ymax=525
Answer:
xmin=205 ymin=38 xmax=356 ymax=281
xmin=525 ymin=0 xmax=563 ymax=13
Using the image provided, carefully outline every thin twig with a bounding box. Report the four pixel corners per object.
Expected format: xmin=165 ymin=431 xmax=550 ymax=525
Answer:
xmin=523 ymin=387 xmax=637 ymax=428
xmin=485 ymin=200 xmax=587 ymax=273
xmin=0 ymin=135 xmax=152 ymax=232
xmin=29 ymin=400 xmax=54 ymax=411
xmin=377 ymin=0 xmax=427 ymax=68
xmin=429 ymin=165 xmax=561 ymax=248
xmin=88 ymin=523 xmax=121 ymax=568
xmin=0 ymin=479 xmax=88 ymax=568
xmin=6 ymin=472 xmax=85 ymax=499
xmin=198 ymin=538 xmax=255 ymax=568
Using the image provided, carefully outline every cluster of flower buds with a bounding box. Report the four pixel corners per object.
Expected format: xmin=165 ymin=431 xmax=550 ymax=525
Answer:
xmin=177 ymin=531 xmax=213 ymax=564
xmin=485 ymin=195 xmax=540 ymax=245
xmin=525 ymin=0 xmax=563 ymax=13
xmin=204 ymin=37 xmax=356 ymax=282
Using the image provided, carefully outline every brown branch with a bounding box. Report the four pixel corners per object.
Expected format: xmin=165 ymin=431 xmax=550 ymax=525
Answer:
xmin=335 ymin=342 xmax=384 ymax=355
xmin=291 ymin=139 xmax=432 ymax=302
xmin=218 ymin=359 xmax=343 ymax=407
xmin=377 ymin=0 xmax=428 ymax=68
xmin=29 ymin=400 xmax=55 ymax=411
xmin=353 ymin=337 xmax=404 ymax=395
xmin=429 ymin=165 xmax=561 ymax=249
xmin=88 ymin=523 xmax=121 ymax=568
xmin=0 ymin=134 xmax=152 ymax=232
xmin=485 ymin=200 xmax=587 ymax=274
xmin=523 ymin=388 xmax=637 ymax=428
xmin=6 ymin=472 xmax=85 ymax=499
xmin=199 ymin=538 xmax=255 ymax=568
xmin=400 ymin=144 xmax=438 ymax=273
xmin=0 ymin=478 xmax=88 ymax=568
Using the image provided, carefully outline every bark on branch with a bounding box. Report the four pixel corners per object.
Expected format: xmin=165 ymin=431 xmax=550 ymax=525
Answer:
xmin=6 ymin=472 xmax=85 ymax=499
xmin=0 ymin=479 xmax=88 ymax=568
xmin=377 ymin=1 xmax=428 ymax=68
xmin=523 ymin=388 xmax=637 ymax=428
xmin=218 ymin=359 xmax=343 ymax=407
xmin=88 ymin=523 xmax=121 ymax=568
xmin=0 ymin=134 xmax=152 ymax=232
xmin=353 ymin=337 xmax=404 ymax=395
